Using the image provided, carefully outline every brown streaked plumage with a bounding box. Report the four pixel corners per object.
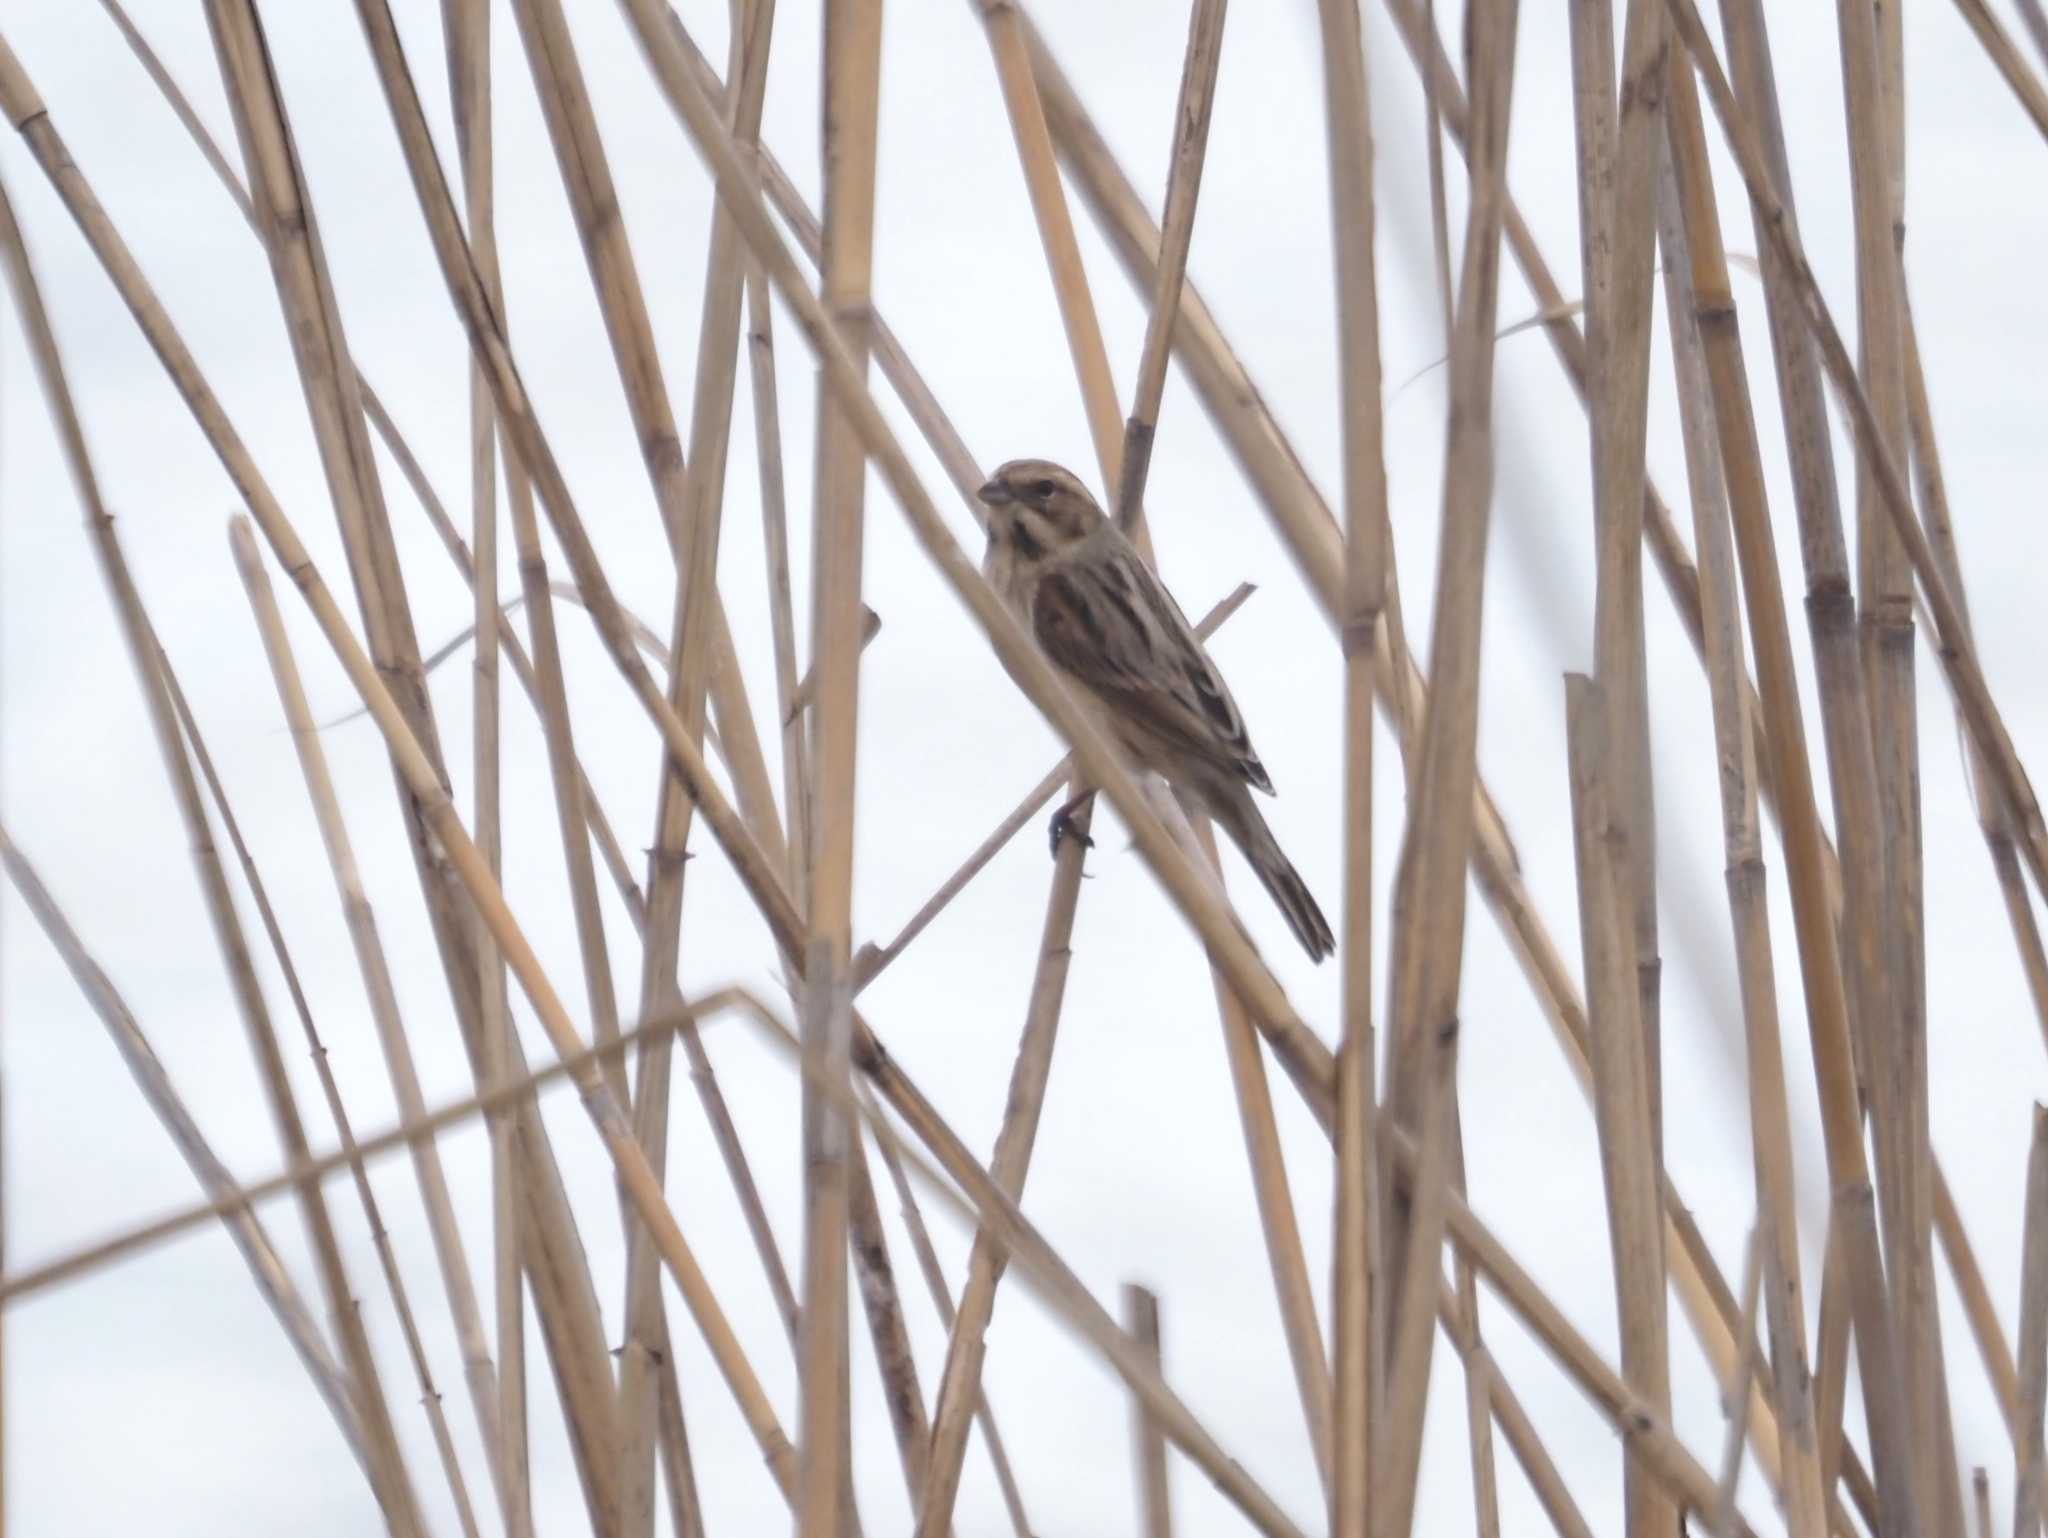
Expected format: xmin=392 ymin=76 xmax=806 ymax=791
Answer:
xmin=977 ymin=457 xmax=1334 ymax=962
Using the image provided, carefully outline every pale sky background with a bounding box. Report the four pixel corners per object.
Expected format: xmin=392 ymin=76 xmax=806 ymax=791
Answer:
xmin=2 ymin=2 xmax=2046 ymax=1535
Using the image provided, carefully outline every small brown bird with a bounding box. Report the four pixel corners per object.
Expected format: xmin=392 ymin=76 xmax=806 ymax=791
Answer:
xmin=977 ymin=457 xmax=1334 ymax=962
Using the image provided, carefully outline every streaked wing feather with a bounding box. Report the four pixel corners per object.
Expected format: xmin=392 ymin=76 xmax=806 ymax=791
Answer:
xmin=1032 ymin=546 xmax=1273 ymax=793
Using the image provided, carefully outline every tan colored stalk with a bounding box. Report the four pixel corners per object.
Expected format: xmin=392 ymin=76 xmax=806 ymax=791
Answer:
xmin=801 ymin=1 xmax=883 ymax=1528
xmin=0 ymin=822 xmax=362 ymax=1457
xmin=1114 ymin=0 xmax=1228 ymax=539
xmin=914 ymin=796 xmax=1097 ymax=1538
xmin=1661 ymin=41 xmax=1924 ymax=1534
xmin=1314 ymin=0 xmax=1388 ymax=1530
xmin=105 ymin=2 xmax=623 ymax=1498
xmin=1434 ymin=1280 xmax=1595 ymax=1538
xmin=1569 ymin=0 xmax=1666 ymax=1193
xmin=1377 ymin=3 xmax=1518 ymax=1532
xmin=1650 ymin=102 xmax=1829 ymax=1536
xmin=158 ymin=644 xmax=485 ymax=1538
xmin=1946 ymin=0 xmax=2048 ymax=141
xmin=438 ymin=3 xmax=532 ymax=1529
xmin=3 ymin=1005 xmax=724 ymax=1303
xmin=1839 ymin=0 xmax=1949 ymax=1515
xmin=1936 ymin=1164 xmax=2023 ymax=1438
xmin=1564 ymin=677 xmax=1676 ymax=1538
xmin=2016 ymin=1106 xmax=2048 ymax=1538
xmin=863 ymin=1092 xmax=1033 ymax=1537
xmin=1023 ymin=29 xmax=1832 ymax=1507
xmin=1980 ymin=1470 xmax=1997 ymax=1538
xmin=1125 ymin=1286 xmax=1173 ymax=1538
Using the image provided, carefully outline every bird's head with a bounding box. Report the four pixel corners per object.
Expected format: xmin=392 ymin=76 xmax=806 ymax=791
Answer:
xmin=976 ymin=458 xmax=1105 ymax=563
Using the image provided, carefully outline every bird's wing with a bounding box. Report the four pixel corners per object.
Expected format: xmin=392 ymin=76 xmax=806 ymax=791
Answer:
xmin=1031 ymin=540 xmax=1274 ymax=794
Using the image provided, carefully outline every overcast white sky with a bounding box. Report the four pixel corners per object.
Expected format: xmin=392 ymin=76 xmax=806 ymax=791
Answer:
xmin=3 ymin=1 xmax=2047 ymax=1534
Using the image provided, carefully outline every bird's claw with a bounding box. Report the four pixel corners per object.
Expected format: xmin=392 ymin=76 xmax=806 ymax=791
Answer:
xmin=1048 ymin=806 xmax=1095 ymax=858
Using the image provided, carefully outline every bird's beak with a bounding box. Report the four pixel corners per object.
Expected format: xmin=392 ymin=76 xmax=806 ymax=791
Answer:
xmin=976 ymin=478 xmax=1013 ymax=508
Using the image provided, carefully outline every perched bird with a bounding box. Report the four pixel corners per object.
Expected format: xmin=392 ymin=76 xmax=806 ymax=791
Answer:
xmin=977 ymin=457 xmax=1334 ymax=962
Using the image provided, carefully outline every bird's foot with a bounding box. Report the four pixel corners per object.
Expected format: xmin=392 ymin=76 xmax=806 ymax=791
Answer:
xmin=1047 ymin=792 xmax=1098 ymax=858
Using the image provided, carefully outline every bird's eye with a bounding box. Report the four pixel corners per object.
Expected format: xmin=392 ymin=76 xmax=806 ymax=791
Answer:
xmin=1033 ymin=479 xmax=1056 ymax=498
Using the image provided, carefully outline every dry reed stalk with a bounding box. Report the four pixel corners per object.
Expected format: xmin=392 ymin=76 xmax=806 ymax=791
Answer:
xmin=506 ymin=0 xmax=797 ymax=1522
xmin=1 ymin=1004 xmax=727 ymax=1303
xmin=1936 ymin=1163 xmax=2024 ymax=1438
xmin=1378 ymin=1125 xmax=1757 ymax=1535
xmin=0 ymin=822 xmax=363 ymax=1456
xmin=913 ymin=797 xmax=1096 ymax=1538
xmin=802 ymin=0 xmax=884 ymax=1527
xmin=1125 ymin=1285 xmax=1174 ymax=1538
xmin=1837 ymin=0 xmax=1951 ymax=1516
xmin=1114 ymin=0 xmax=1227 ymax=539
xmin=1650 ymin=97 xmax=1829 ymax=1537
xmin=1377 ymin=1 xmax=1518 ymax=1531
xmin=863 ymin=1092 xmax=1033 ymax=1538
xmin=438 ymin=4 xmax=533 ymax=1530
xmin=1313 ymin=0 xmax=1388 ymax=1530
xmin=39 ymin=34 xmax=430 ymax=1506
xmin=1981 ymin=1470 xmax=1998 ymax=1538
xmin=1662 ymin=39 xmax=1926 ymax=1534
xmin=1022 ymin=27 xmax=1820 ymax=1510
xmin=1564 ymin=677 xmax=1676 ymax=1538
xmin=93 ymin=5 xmax=625 ymax=1494
xmin=1569 ymin=0 xmax=1667 ymax=1196
xmin=2017 ymin=1106 xmax=2048 ymax=1538
xmin=745 ymin=255 xmax=812 ymax=900
xmin=1714 ymin=1229 xmax=1766 ymax=1533
xmin=748 ymin=1008 xmax=1315 ymax=1538
xmin=1946 ymin=0 xmax=2048 ymax=141
xmin=1676 ymin=0 xmax=2048 ymax=926
xmin=157 ymin=642 xmax=486 ymax=1538
xmin=1434 ymin=1279 xmax=1594 ymax=1538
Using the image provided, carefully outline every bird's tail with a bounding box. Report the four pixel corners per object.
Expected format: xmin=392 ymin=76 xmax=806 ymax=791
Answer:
xmin=1217 ymin=788 xmax=1334 ymax=963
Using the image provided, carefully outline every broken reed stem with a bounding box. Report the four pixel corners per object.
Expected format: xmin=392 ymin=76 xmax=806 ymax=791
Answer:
xmin=0 ymin=820 xmax=364 ymax=1458
xmin=1378 ymin=3 xmax=1520 ymax=1534
xmin=157 ymin=638 xmax=486 ymax=1538
xmin=1114 ymin=0 xmax=1228 ymax=539
xmin=438 ymin=1 xmax=533 ymax=1529
xmin=1125 ymin=1285 xmax=1174 ymax=1538
xmin=1314 ymin=0 xmax=1389 ymax=1529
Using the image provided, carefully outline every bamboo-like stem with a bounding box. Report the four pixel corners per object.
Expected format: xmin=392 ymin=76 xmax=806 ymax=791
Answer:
xmin=1662 ymin=38 xmax=1924 ymax=1535
xmin=1025 ymin=31 xmax=1830 ymax=1508
xmin=1569 ymin=0 xmax=1667 ymax=1229
xmin=2016 ymin=1105 xmax=2048 ymax=1538
xmin=1434 ymin=1279 xmax=1594 ymax=1538
xmin=1946 ymin=0 xmax=2048 ymax=142
xmin=1650 ymin=97 xmax=1829 ymax=1537
xmin=438 ymin=4 xmax=531 ymax=1531
xmin=0 ymin=822 xmax=363 ymax=1456
xmin=913 ymin=795 xmax=1096 ymax=1538
xmin=1125 ymin=1285 xmax=1174 ymax=1538
xmin=1713 ymin=1228 xmax=1766 ymax=1534
xmin=1936 ymin=1162 xmax=2023 ymax=1439
xmin=95 ymin=6 xmax=626 ymax=1498
xmin=1314 ymin=0 xmax=1388 ymax=1530
xmin=863 ymin=1095 xmax=1033 ymax=1538
xmin=1114 ymin=0 xmax=1228 ymax=540
xmin=1564 ymin=676 xmax=1675 ymax=1538
xmin=1 ymin=1004 xmax=729 ymax=1304
xmin=802 ymin=1 xmax=884 ymax=1529
xmin=1378 ymin=3 xmax=1519 ymax=1533
xmin=158 ymin=640 xmax=486 ymax=1538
